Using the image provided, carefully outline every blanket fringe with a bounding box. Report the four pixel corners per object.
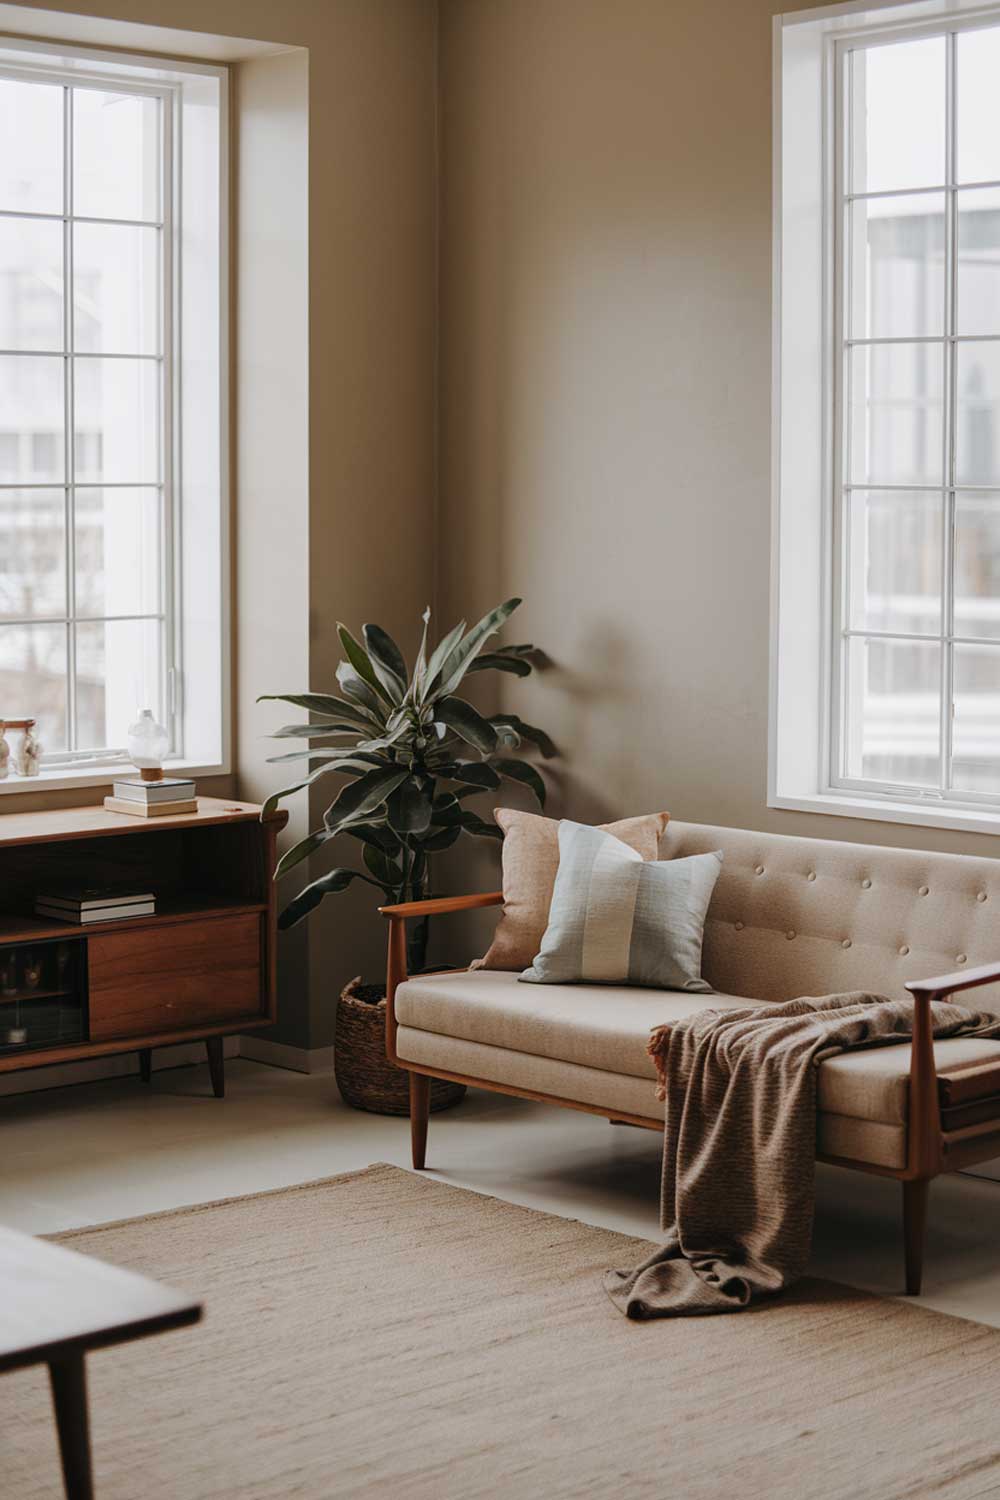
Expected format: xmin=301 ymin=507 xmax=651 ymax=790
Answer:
xmin=647 ymin=1025 xmax=672 ymax=1102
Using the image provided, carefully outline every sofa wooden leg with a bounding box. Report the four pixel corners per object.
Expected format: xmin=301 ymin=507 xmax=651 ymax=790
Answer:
xmin=903 ymin=1179 xmax=930 ymax=1295
xmin=138 ymin=1048 xmax=152 ymax=1084
xmin=410 ymin=1073 xmax=430 ymax=1170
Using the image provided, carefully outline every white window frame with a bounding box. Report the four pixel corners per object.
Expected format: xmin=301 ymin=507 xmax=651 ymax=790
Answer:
xmin=771 ymin=0 xmax=1000 ymax=836
xmin=0 ymin=34 xmax=229 ymax=793
xmin=0 ymin=61 xmax=177 ymax=768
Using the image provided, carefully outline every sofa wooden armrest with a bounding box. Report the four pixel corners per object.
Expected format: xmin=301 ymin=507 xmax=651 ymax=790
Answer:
xmin=905 ymin=960 xmax=1000 ymax=1003
xmin=379 ymin=892 xmax=504 ymax=920
xmin=379 ymin=892 xmax=503 ymax=1061
xmin=900 ymin=961 xmax=1000 ymax=1190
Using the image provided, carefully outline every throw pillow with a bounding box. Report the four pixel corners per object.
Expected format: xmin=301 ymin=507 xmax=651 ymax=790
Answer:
xmin=520 ymin=820 xmax=722 ymax=991
xmin=478 ymin=808 xmax=670 ymax=972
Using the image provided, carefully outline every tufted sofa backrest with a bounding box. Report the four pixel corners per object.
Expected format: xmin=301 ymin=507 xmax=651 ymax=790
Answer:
xmin=662 ymin=821 xmax=1000 ymax=1011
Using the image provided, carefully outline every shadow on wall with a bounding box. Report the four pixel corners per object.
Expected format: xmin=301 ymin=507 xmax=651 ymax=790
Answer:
xmin=540 ymin=617 xmax=652 ymax=825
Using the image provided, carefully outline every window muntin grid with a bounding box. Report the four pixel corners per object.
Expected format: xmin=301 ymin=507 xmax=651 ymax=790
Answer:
xmin=0 ymin=65 xmax=174 ymax=763
xmin=833 ymin=20 xmax=1000 ymax=805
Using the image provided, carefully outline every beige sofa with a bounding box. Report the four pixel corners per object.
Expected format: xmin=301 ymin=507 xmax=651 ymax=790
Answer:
xmin=381 ymin=821 xmax=1000 ymax=1294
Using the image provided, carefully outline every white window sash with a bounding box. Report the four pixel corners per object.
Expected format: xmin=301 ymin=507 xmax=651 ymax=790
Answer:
xmin=0 ymin=56 xmax=180 ymax=767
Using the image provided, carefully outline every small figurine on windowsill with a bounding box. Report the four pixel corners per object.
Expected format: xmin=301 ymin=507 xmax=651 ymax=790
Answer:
xmin=16 ymin=720 xmax=41 ymax=777
xmin=0 ymin=718 xmax=41 ymax=777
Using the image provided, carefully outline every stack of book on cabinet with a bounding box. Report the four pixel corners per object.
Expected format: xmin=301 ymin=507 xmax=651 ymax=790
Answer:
xmin=35 ymin=889 xmax=156 ymax=925
xmin=104 ymin=778 xmax=197 ymax=818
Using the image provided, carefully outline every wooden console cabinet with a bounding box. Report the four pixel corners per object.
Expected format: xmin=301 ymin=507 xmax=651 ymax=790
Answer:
xmin=0 ymin=798 xmax=287 ymax=1097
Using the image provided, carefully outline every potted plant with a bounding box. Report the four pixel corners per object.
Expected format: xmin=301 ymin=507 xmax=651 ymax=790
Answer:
xmin=259 ymin=597 xmax=555 ymax=1114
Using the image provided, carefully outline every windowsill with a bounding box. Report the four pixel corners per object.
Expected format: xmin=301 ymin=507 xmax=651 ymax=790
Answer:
xmin=0 ymin=759 xmax=230 ymax=798
xmin=770 ymin=789 xmax=1000 ymax=838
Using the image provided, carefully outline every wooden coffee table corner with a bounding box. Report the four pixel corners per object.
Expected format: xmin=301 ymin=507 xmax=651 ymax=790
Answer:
xmin=1 ymin=1225 xmax=201 ymax=1499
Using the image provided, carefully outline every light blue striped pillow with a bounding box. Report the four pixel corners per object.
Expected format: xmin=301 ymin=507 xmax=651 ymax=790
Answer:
xmin=520 ymin=820 xmax=722 ymax=991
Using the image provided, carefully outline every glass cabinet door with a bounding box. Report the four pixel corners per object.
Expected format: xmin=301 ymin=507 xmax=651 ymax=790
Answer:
xmin=0 ymin=938 xmax=87 ymax=1055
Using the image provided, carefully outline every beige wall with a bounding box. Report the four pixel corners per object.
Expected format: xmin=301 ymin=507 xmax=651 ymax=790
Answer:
xmin=436 ymin=0 xmax=1000 ymax=868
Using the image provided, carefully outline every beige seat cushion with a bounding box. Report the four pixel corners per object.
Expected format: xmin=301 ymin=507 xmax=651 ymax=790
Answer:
xmin=478 ymin=809 xmax=669 ymax=971
xmin=397 ymin=970 xmax=757 ymax=1079
xmin=395 ymin=969 xmax=1000 ymax=1127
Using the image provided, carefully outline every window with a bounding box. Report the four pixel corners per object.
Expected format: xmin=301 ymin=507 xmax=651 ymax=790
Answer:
xmin=772 ymin=1 xmax=1000 ymax=833
xmin=0 ymin=40 xmax=227 ymax=784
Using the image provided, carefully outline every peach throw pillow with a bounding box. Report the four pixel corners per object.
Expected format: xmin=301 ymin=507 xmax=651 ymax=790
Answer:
xmin=477 ymin=808 xmax=670 ymax=971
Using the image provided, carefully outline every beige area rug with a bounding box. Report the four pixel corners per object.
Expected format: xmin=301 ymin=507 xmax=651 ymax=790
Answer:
xmin=4 ymin=1165 xmax=1000 ymax=1500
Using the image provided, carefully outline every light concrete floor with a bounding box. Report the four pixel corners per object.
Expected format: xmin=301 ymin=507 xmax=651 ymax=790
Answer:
xmin=3 ymin=1056 xmax=1000 ymax=1327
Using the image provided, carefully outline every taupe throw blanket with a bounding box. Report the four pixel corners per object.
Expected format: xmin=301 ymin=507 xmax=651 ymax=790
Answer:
xmin=605 ymin=992 xmax=1000 ymax=1320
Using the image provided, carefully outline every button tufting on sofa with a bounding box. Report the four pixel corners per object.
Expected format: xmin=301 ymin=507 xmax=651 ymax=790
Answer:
xmin=786 ymin=930 xmax=796 ymax=940
xmin=899 ymin=945 xmax=909 ymax=956
xmin=958 ymin=954 xmax=967 ymax=964
xmin=807 ymin=871 xmax=816 ymax=882
xmin=919 ymin=885 xmax=929 ymax=896
xmin=979 ymin=892 xmax=988 ymax=903
xmin=754 ymin=864 xmax=764 ymax=876
xmin=861 ymin=878 xmax=872 ymax=889
xmin=842 ymin=938 xmax=852 ymax=948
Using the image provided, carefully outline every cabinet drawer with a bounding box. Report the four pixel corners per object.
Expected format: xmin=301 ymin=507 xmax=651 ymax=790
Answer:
xmin=88 ymin=913 xmax=264 ymax=1041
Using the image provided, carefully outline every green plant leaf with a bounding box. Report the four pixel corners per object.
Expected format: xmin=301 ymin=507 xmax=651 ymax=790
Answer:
xmin=434 ymin=696 xmax=498 ymax=753
xmin=268 ymin=723 xmax=361 ymax=740
xmin=257 ymin=692 xmax=377 ymax=726
xmin=418 ymin=824 xmax=461 ymax=852
xmin=421 ymin=619 xmax=466 ymax=703
xmin=457 ymin=809 xmax=504 ymax=840
xmin=363 ymin=842 xmax=403 ymax=886
xmin=466 ymin=652 xmax=532 ymax=678
xmin=363 ymin=623 xmax=408 ymax=704
xmin=386 ymin=778 xmax=434 ymax=835
xmin=335 ymin=660 xmax=387 ymax=719
xmin=263 ymin=755 xmax=365 ymax=817
xmin=413 ymin=606 xmax=431 ymax=692
xmin=343 ymin=821 xmax=400 ymax=853
xmin=448 ymin=761 xmax=501 ymax=790
xmin=431 ymin=598 xmax=522 ymax=699
xmin=266 ymin=748 xmax=370 ymax=765
xmin=355 ymin=718 xmax=414 ymax=755
xmin=275 ymin=827 xmax=335 ymax=880
xmin=429 ymin=794 xmax=463 ymax=826
xmin=322 ymin=765 xmax=409 ymax=835
xmin=488 ymin=713 xmax=557 ymax=758
xmin=493 ymin=642 xmax=537 ymax=658
xmin=492 ymin=757 xmax=546 ymax=807
xmin=278 ymin=867 xmax=382 ymax=929
xmin=337 ymin=622 xmax=392 ymax=703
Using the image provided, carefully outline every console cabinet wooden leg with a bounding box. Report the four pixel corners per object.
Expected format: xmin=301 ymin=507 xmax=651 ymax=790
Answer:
xmin=205 ymin=1038 xmax=225 ymax=1099
xmin=903 ymin=1178 xmax=930 ymax=1296
xmin=48 ymin=1353 xmax=93 ymax=1500
xmin=138 ymin=1048 xmax=152 ymax=1085
xmin=410 ymin=1072 xmax=430 ymax=1170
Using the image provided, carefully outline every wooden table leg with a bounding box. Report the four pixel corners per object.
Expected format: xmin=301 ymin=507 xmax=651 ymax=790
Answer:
xmin=48 ymin=1353 xmax=93 ymax=1500
xmin=138 ymin=1048 xmax=152 ymax=1084
xmin=206 ymin=1037 xmax=225 ymax=1098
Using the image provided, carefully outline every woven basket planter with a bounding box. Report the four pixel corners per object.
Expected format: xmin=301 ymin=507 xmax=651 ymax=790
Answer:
xmin=335 ymin=979 xmax=466 ymax=1116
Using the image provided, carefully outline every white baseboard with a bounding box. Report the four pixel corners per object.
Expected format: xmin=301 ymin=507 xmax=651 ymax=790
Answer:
xmin=238 ymin=1036 xmax=336 ymax=1075
xmin=0 ymin=1036 xmax=241 ymax=1097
